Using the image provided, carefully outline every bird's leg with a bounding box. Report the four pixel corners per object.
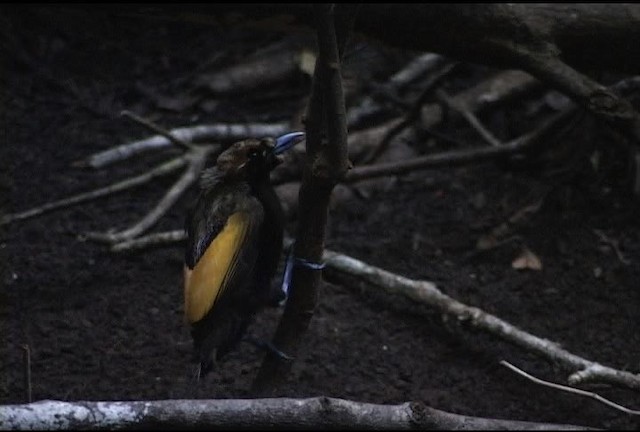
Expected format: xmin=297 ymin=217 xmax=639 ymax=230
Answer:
xmin=277 ymin=245 xmax=296 ymax=306
xmin=276 ymin=241 xmax=327 ymax=307
xmin=243 ymin=336 xmax=294 ymax=361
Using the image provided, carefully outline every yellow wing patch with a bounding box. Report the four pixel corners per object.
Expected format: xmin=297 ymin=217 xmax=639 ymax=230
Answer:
xmin=184 ymin=212 xmax=251 ymax=323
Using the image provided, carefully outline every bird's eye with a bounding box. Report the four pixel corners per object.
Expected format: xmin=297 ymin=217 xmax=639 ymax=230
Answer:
xmin=248 ymin=149 xmax=260 ymax=159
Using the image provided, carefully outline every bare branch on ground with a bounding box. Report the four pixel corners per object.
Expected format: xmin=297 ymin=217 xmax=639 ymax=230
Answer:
xmin=85 ymin=146 xmax=213 ymax=244
xmin=0 ymin=157 xmax=187 ymax=227
xmin=111 ymin=230 xmax=188 ymax=253
xmin=74 ymin=122 xmax=289 ymax=169
xmin=0 ymin=397 xmax=595 ymax=430
xmin=105 ymin=231 xmax=640 ymax=393
xmin=323 ymin=249 xmax=640 ymax=391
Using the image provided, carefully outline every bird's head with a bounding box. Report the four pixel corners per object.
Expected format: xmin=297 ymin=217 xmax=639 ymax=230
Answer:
xmin=201 ymin=132 xmax=305 ymax=186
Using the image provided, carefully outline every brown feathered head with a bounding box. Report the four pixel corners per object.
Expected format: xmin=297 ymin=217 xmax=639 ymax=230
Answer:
xmin=200 ymin=132 xmax=305 ymax=187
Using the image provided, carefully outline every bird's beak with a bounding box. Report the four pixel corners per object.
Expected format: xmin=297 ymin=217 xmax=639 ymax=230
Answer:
xmin=273 ymin=132 xmax=305 ymax=155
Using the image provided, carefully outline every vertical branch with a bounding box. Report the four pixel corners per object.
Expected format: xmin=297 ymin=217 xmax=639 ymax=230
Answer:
xmin=253 ymin=3 xmax=351 ymax=393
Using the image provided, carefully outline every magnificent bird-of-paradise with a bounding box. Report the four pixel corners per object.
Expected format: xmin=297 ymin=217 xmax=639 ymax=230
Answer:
xmin=183 ymin=132 xmax=305 ymax=379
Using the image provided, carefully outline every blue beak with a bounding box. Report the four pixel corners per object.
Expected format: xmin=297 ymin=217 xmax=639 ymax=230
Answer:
xmin=273 ymin=132 xmax=305 ymax=155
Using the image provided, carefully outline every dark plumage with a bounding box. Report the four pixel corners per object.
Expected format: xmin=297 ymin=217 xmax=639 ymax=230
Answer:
xmin=183 ymin=132 xmax=304 ymax=378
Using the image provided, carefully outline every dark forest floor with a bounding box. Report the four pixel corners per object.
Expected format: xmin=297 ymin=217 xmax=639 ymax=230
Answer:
xmin=1 ymin=6 xmax=639 ymax=430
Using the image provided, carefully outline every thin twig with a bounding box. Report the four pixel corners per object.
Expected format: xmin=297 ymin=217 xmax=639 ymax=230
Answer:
xmin=21 ymin=345 xmax=32 ymax=404
xmin=500 ymin=360 xmax=640 ymax=416
xmin=0 ymin=157 xmax=187 ymax=226
xmin=512 ymin=40 xmax=640 ymax=143
xmin=420 ymin=70 xmax=542 ymax=130
xmin=346 ymin=70 xmax=540 ymax=164
xmin=592 ymin=229 xmax=630 ymax=265
xmin=85 ymin=147 xmax=213 ymax=244
xmin=121 ymin=110 xmax=194 ymax=151
xmin=364 ymin=55 xmax=448 ymax=114
xmin=436 ymin=88 xmax=503 ymax=147
xmin=362 ymin=62 xmax=459 ymax=164
xmin=345 ymin=105 xmax=577 ymax=183
xmin=111 ymin=230 xmax=187 ymax=252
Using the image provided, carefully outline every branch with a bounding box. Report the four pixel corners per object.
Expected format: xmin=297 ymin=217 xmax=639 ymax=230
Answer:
xmin=111 ymin=230 xmax=187 ymax=252
xmin=345 ymin=106 xmax=578 ymax=183
xmin=252 ymin=3 xmax=351 ymax=394
xmin=421 ymin=70 xmax=542 ymax=129
xmin=346 ymin=53 xmax=448 ymax=130
xmin=322 ymin=249 xmax=640 ymax=391
xmin=103 ymin=230 xmax=640 ymax=393
xmin=195 ymin=47 xmax=305 ymax=96
xmin=0 ymin=157 xmax=187 ymax=227
xmin=74 ymin=122 xmax=289 ymax=168
xmin=507 ymin=42 xmax=640 ymax=142
xmin=121 ymin=110 xmax=194 ymax=151
xmin=85 ymin=146 xmax=213 ymax=244
xmin=361 ymin=61 xmax=459 ymax=164
xmin=9 ymin=69 xmax=536 ymax=231
xmin=435 ymin=88 xmax=503 ymax=147
xmin=358 ymin=4 xmax=640 ymax=143
xmin=166 ymin=4 xmax=640 ymax=72
xmin=344 ymin=69 xmax=541 ymax=166
xmin=0 ymin=397 xmax=595 ymax=430
xmin=390 ymin=53 xmax=448 ymax=90
xmin=191 ymin=4 xmax=640 ymax=141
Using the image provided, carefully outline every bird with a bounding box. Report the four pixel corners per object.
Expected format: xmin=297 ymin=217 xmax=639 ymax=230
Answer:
xmin=183 ymin=131 xmax=305 ymax=379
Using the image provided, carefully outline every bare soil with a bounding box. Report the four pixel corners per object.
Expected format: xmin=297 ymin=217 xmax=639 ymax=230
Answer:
xmin=1 ymin=6 xmax=639 ymax=430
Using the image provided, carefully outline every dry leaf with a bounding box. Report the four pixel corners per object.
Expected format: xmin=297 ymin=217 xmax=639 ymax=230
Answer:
xmin=512 ymin=247 xmax=543 ymax=271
